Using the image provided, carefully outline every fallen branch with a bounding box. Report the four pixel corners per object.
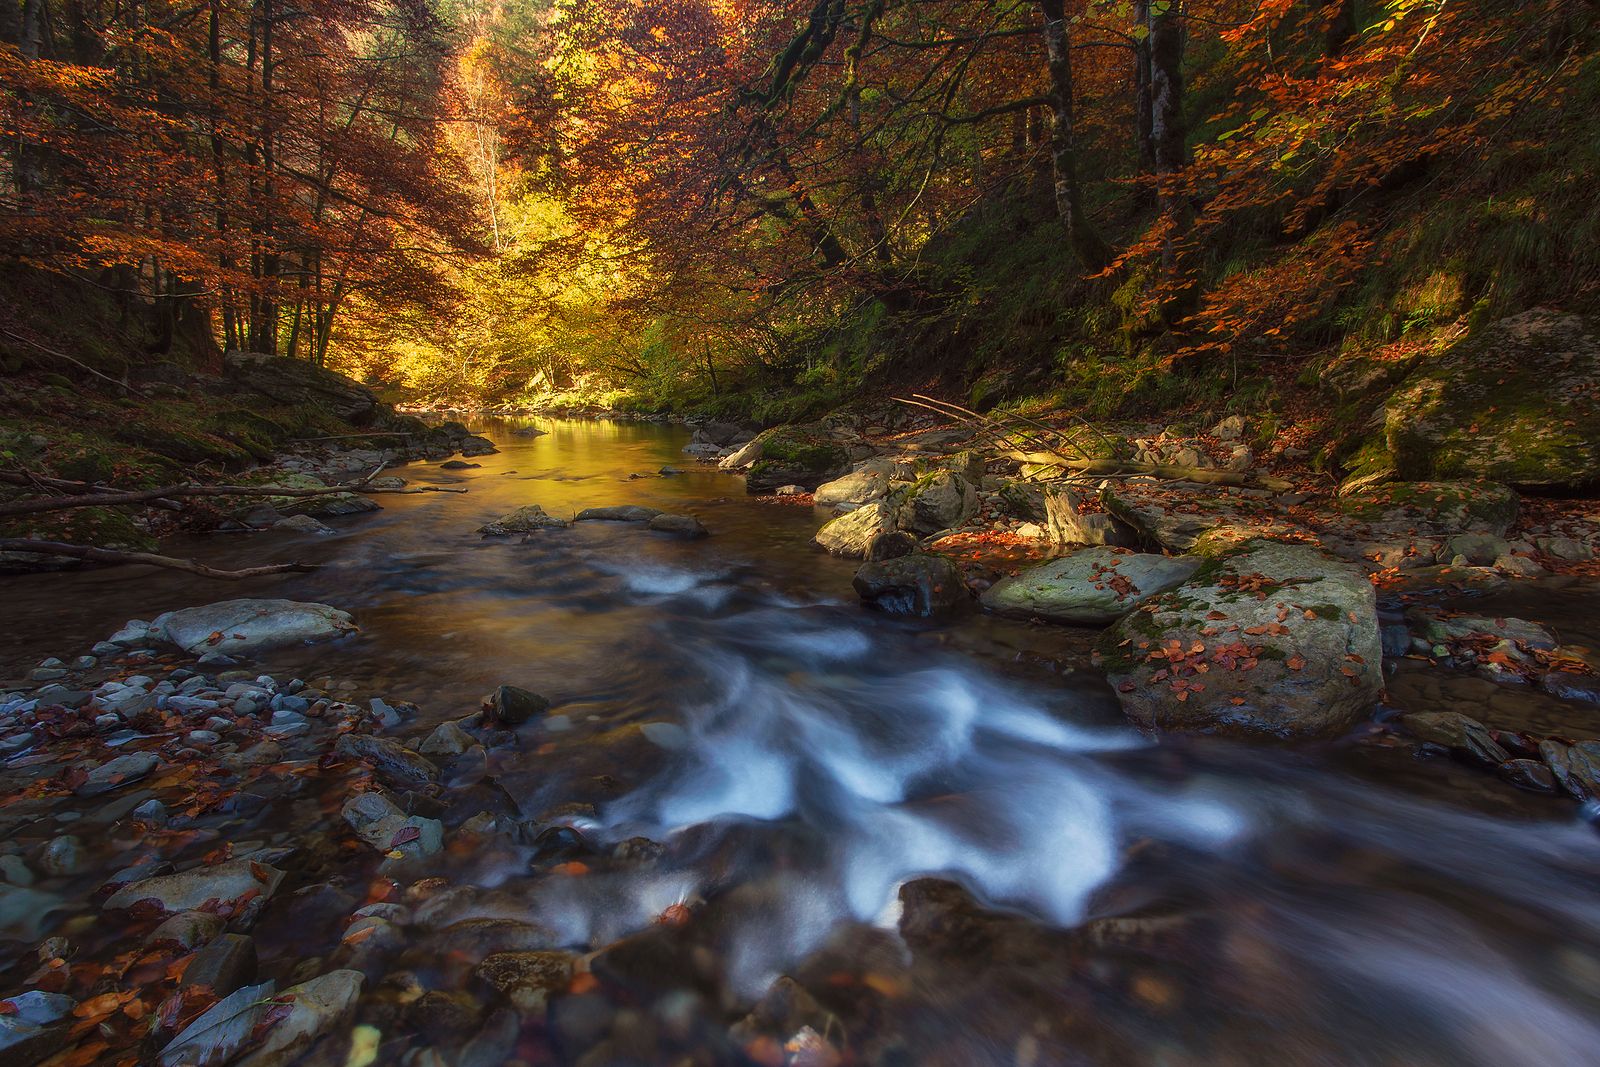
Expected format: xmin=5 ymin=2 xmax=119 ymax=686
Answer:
xmin=0 ymin=540 xmax=319 ymax=579
xmin=292 ymin=431 xmax=422 ymax=442
xmin=0 ymin=472 xmax=465 ymax=519
xmin=0 ymin=327 xmax=148 ymax=397
xmin=1005 ymin=451 xmax=1254 ymax=487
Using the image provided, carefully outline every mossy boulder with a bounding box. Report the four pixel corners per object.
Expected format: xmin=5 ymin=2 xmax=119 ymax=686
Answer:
xmin=1334 ymin=480 xmax=1518 ymax=537
xmin=898 ymin=470 xmax=979 ymax=535
xmin=1098 ymin=541 xmax=1382 ymax=739
xmin=745 ymin=424 xmax=850 ymax=493
xmin=1381 ymin=309 xmax=1600 ymax=490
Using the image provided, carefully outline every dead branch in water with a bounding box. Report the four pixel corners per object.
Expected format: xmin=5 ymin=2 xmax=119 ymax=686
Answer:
xmin=0 ymin=540 xmax=319 ymax=579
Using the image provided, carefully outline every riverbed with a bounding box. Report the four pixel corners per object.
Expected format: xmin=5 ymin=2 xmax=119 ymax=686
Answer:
xmin=7 ymin=417 xmax=1600 ymax=1066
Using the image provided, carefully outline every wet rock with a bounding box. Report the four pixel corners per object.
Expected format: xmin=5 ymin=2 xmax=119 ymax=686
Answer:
xmin=182 ymin=933 xmax=258 ymax=994
xmin=150 ymin=599 xmax=356 ymax=656
xmin=1539 ymin=739 xmax=1600 ymax=800
xmin=813 ymin=501 xmax=906 ymax=559
xmin=853 ymin=553 xmax=967 ymax=617
xmin=420 ymin=720 xmax=473 ymax=756
xmin=573 ymin=505 xmax=661 ymax=523
xmin=440 ymin=459 xmax=479 ymax=470
xmin=147 ymin=910 xmax=226 ymax=950
xmin=1498 ymin=759 xmax=1557 ymax=793
xmin=1398 ymin=711 xmax=1510 ymax=766
xmin=1537 ymin=535 xmax=1595 ymax=561
xmin=431 ymin=918 xmax=554 ymax=960
xmin=406 ymin=989 xmax=483 ymax=1042
xmin=477 ymin=504 xmax=567 ymax=536
xmin=1540 ymin=672 xmax=1600 ymax=705
xmin=104 ymin=858 xmax=283 ymax=914
xmin=901 ymin=470 xmax=979 ymax=535
xmin=74 ymin=752 xmax=158 ymax=797
xmin=0 ymin=990 xmax=75 ymax=1065
xmin=484 ymin=684 xmax=550 ymax=725
xmin=333 ymin=734 xmax=439 ymax=789
xmin=37 ymin=835 xmax=84 ymax=876
xmin=474 ymin=951 xmax=576 ymax=1011
xmin=648 ymin=513 xmax=710 ymax=538
xmin=235 ymin=970 xmax=364 ymax=1067
xmin=1 ymin=856 xmax=36 ymax=886
xmin=1043 ymin=485 xmax=1138 ymax=547
xmin=1099 ymin=541 xmax=1383 ymax=738
xmin=981 ymin=548 xmax=1200 ymax=625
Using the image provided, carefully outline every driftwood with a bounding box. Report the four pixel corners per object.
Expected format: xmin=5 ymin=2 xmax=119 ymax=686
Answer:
xmin=292 ymin=431 xmax=422 ymax=442
xmin=0 ymin=471 xmax=466 ymax=519
xmin=1005 ymin=451 xmax=1255 ymax=487
xmin=0 ymin=540 xmax=319 ymax=579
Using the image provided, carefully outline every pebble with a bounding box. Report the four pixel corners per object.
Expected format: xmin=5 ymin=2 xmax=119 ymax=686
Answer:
xmin=0 ymin=855 xmax=36 ymax=886
xmin=38 ymin=836 xmax=83 ymax=877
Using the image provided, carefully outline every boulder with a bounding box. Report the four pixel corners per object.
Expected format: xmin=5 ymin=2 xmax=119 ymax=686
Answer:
xmin=1381 ymin=309 xmax=1600 ymax=490
xmin=852 ymin=554 xmax=967 ymax=617
xmin=813 ymin=465 xmax=892 ymax=508
xmin=1043 ymin=485 xmax=1138 ymax=547
xmin=813 ymin=502 xmax=914 ymax=560
xmin=901 ymin=470 xmax=979 ymax=535
xmin=477 ymin=505 xmax=567 ymax=536
xmin=981 ymin=549 xmax=1201 ymax=625
xmin=573 ymin=506 xmax=661 ymax=523
xmin=1335 ymin=481 xmax=1519 ymax=538
xmin=744 ymin=425 xmax=849 ymax=493
xmin=647 ymin=513 xmax=709 ymax=538
xmin=150 ymin=599 xmax=356 ymax=656
xmin=1098 ymin=541 xmax=1383 ymax=738
xmin=1540 ymin=739 xmax=1600 ymax=800
xmin=484 ymin=685 xmax=550 ymax=725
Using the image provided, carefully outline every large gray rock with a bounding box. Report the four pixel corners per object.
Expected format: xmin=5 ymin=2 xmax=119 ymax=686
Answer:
xmin=1382 ymin=309 xmax=1600 ymax=490
xmin=901 ymin=471 xmax=979 ymax=535
xmin=982 ymin=549 xmax=1201 ymax=625
xmin=718 ymin=438 xmax=764 ymax=470
xmin=853 ymin=554 xmax=967 ymax=617
xmin=814 ymin=465 xmax=892 ymax=508
xmin=813 ymin=502 xmax=914 ymax=560
xmin=105 ymin=858 xmax=284 ymax=913
xmin=1098 ymin=542 xmax=1383 ymax=738
xmin=149 ymin=599 xmax=356 ymax=656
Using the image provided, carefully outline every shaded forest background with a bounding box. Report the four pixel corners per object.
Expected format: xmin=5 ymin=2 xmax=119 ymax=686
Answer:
xmin=2 ymin=0 xmax=1597 ymax=441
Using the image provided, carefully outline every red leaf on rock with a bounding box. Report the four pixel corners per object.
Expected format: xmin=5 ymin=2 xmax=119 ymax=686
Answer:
xmin=388 ymin=825 xmax=421 ymax=848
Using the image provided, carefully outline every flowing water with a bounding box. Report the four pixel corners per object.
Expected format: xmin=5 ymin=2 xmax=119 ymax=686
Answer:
xmin=9 ymin=418 xmax=1600 ymax=1065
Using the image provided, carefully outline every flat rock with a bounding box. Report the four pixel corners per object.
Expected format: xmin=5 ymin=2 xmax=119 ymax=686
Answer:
xmin=1398 ymin=711 xmax=1509 ymax=766
xmin=814 ymin=466 xmax=892 ymax=508
xmin=484 ymin=684 xmax=549 ymax=725
xmin=105 ymin=858 xmax=283 ymax=914
xmin=1098 ymin=541 xmax=1383 ymax=738
xmin=813 ymin=502 xmax=913 ymax=560
xmin=474 ymin=951 xmax=576 ymax=1011
xmin=981 ymin=549 xmax=1200 ymax=625
xmin=151 ymin=600 xmax=356 ymax=656
xmin=75 ymin=752 xmax=158 ymax=797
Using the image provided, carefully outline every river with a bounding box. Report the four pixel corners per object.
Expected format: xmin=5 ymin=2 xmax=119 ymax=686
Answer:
xmin=9 ymin=417 xmax=1600 ymax=1066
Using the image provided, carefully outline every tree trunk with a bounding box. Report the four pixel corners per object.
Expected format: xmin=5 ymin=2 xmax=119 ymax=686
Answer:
xmin=1326 ymin=0 xmax=1355 ymax=55
xmin=1039 ymin=0 xmax=1109 ymax=271
xmin=1148 ymin=0 xmax=1187 ymax=271
xmin=1133 ymin=0 xmax=1155 ymax=175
